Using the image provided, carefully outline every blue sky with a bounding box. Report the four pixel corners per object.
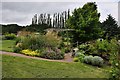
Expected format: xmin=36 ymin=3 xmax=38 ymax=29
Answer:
xmin=1 ymin=0 xmax=120 ymax=26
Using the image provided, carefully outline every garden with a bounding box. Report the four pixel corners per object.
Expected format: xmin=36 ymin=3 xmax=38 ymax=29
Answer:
xmin=1 ymin=2 xmax=120 ymax=79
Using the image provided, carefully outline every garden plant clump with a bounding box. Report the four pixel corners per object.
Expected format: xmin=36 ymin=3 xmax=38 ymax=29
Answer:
xmin=21 ymin=49 xmax=39 ymax=57
xmin=83 ymin=55 xmax=104 ymax=67
xmin=39 ymin=47 xmax=64 ymax=60
xmin=73 ymin=57 xmax=79 ymax=62
xmin=14 ymin=32 xmax=64 ymax=60
xmin=74 ymin=51 xmax=85 ymax=62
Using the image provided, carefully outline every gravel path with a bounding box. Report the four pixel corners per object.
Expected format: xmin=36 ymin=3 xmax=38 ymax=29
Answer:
xmin=0 ymin=51 xmax=73 ymax=63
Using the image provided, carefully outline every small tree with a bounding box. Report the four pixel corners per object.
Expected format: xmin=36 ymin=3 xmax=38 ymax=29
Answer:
xmin=101 ymin=14 xmax=120 ymax=40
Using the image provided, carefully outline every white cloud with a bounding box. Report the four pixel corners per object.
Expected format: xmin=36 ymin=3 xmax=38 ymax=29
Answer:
xmin=1 ymin=0 xmax=120 ymax=2
xmin=0 ymin=1 xmax=119 ymax=26
xmin=97 ymin=2 xmax=118 ymax=22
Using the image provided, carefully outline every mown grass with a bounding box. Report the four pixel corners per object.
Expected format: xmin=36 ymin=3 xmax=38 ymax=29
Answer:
xmin=0 ymin=40 xmax=15 ymax=52
xmin=2 ymin=54 xmax=110 ymax=78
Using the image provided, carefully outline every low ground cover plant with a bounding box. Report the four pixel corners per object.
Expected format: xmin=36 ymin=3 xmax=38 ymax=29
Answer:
xmin=21 ymin=49 xmax=39 ymax=57
xmin=73 ymin=57 xmax=79 ymax=62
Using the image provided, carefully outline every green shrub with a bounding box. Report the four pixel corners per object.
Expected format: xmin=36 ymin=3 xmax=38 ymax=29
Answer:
xmin=79 ymin=43 xmax=89 ymax=51
xmin=83 ymin=55 xmax=104 ymax=67
xmin=74 ymin=51 xmax=85 ymax=62
xmin=3 ymin=33 xmax=16 ymax=40
xmin=15 ymin=37 xmax=22 ymax=45
xmin=84 ymin=55 xmax=93 ymax=64
xmin=75 ymin=50 xmax=85 ymax=57
xmin=91 ymin=56 xmax=104 ymax=67
xmin=78 ymin=54 xmax=85 ymax=62
xmin=18 ymin=33 xmax=61 ymax=51
xmin=87 ymin=39 xmax=111 ymax=61
xmin=17 ymin=34 xmax=47 ymax=51
xmin=109 ymin=39 xmax=120 ymax=79
xmin=14 ymin=33 xmax=63 ymax=59
xmin=96 ymin=39 xmax=110 ymax=52
xmin=13 ymin=47 xmax=22 ymax=53
xmin=64 ymin=47 xmax=71 ymax=53
xmin=73 ymin=57 xmax=79 ymax=62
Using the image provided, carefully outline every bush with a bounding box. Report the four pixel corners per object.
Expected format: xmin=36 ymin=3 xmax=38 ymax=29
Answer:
xmin=13 ymin=47 xmax=22 ymax=53
xmin=79 ymin=44 xmax=88 ymax=50
xmin=18 ymin=33 xmax=61 ymax=51
xmin=91 ymin=56 xmax=104 ymax=67
xmin=87 ymin=39 xmax=111 ymax=61
xmin=73 ymin=57 xmax=79 ymax=62
xmin=15 ymin=37 xmax=23 ymax=45
xmin=109 ymin=39 xmax=120 ymax=79
xmin=79 ymin=54 xmax=85 ymax=62
xmin=24 ymin=35 xmax=44 ymax=50
xmin=96 ymin=39 xmax=110 ymax=52
xmin=3 ymin=33 xmax=16 ymax=40
xmin=75 ymin=50 xmax=85 ymax=57
xmin=84 ymin=55 xmax=93 ymax=64
xmin=64 ymin=47 xmax=71 ymax=53
xmin=15 ymin=33 xmax=63 ymax=59
xmin=40 ymin=49 xmax=64 ymax=60
xmin=83 ymin=55 xmax=104 ymax=67
xmin=74 ymin=51 xmax=85 ymax=62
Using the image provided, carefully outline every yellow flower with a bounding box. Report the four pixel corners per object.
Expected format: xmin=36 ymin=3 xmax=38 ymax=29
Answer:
xmin=21 ymin=49 xmax=39 ymax=56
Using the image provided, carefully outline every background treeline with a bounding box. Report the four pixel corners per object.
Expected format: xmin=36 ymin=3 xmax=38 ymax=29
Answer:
xmin=1 ymin=23 xmax=51 ymax=35
xmin=1 ymin=24 xmax=23 ymax=34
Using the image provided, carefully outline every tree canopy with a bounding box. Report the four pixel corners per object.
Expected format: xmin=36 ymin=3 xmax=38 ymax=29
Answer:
xmin=67 ymin=2 xmax=103 ymax=43
xmin=101 ymin=14 xmax=120 ymax=39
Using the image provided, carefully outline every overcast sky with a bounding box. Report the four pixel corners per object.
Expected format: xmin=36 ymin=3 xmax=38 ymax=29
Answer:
xmin=0 ymin=0 xmax=120 ymax=26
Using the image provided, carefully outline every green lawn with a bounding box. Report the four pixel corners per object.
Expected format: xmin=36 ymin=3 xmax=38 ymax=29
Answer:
xmin=2 ymin=54 xmax=109 ymax=78
xmin=0 ymin=40 xmax=15 ymax=52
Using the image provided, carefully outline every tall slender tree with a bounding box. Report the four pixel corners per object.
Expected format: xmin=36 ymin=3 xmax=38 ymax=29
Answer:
xmin=58 ymin=13 xmax=60 ymax=28
xmin=62 ymin=12 xmax=64 ymax=28
xmin=68 ymin=9 xmax=70 ymax=19
xmin=53 ymin=14 xmax=55 ymax=27
xmin=38 ymin=14 xmax=41 ymax=24
xmin=60 ymin=14 xmax=62 ymax=28
xmin=40 ymin=14 xmax=43 ymax=24
xmin=34 ymin=14 xmax=37 ymax=24
xmin=55 ymin=13 xmax=58 ymax=28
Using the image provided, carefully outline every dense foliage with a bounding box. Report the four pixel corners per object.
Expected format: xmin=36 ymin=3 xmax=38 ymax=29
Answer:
xmin=24 ymin=24 xmax=50 ymax=34
xmin=2 ymin=24 xmax=50 ymax=35
xmin=78 ymin=39 xmax=111 ymax=61
xmin=14 ymin=32 xmax=64 ymax=60
xmin=67 ymin=2 xmax=102 ymax=43
xmin=40 ymin=48 xmax=64 ymax=60
xmin=101 ymin=15 xmax=120 ymax=40
xmin=109 ymin=39 xmax=120 ymax=80
xmin=2 ymin=24 xmax=23 ymax=34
